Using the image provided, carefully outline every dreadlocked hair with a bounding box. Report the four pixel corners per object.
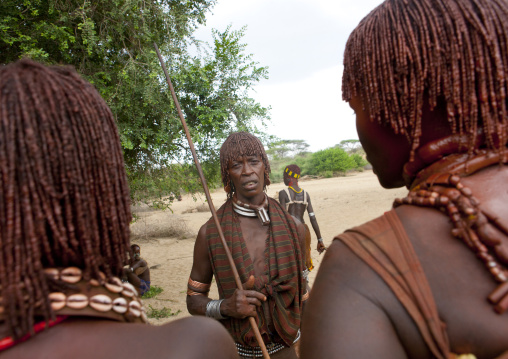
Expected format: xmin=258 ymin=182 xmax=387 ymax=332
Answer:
xmin=0 ymin=59 xmax=132 ymax=339
xmin=342 ymin=0 xmax=508 ymax=160
xmin=219 ymin=132 xmax=271 ymax=199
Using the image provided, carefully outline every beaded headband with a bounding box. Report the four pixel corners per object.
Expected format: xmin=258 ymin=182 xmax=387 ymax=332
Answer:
xmin=285 ymin=167 xmax=300 ymax=179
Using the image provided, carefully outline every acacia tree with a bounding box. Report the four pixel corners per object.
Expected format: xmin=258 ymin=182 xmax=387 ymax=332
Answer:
xmin=1 ymin=0 xmax=270 ymax=205
xmin=266 ymin=139 xmax=310 ymax=160
xmin=337 ymin=139 xmax=363 ymax=154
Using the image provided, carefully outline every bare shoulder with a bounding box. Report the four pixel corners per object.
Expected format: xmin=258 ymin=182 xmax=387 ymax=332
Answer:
xmin=5 ymin=317 xmax=237 ymax=359
xmin=301 ymin=239 xmax=431 ymax=359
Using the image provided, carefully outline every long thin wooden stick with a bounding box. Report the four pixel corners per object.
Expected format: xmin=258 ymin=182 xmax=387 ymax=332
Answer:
xmin=154 ymin=43 xmax=270 ymax=359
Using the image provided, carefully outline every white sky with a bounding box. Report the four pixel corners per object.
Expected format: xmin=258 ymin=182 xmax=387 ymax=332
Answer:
xmin=194 ymin=0 xmax=384 ymax=152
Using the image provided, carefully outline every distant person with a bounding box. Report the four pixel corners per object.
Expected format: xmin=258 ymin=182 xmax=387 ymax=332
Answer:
xmin=0 ymin=59 xmax=238 ymax=359
xmin=279 ymin=165 xmax=326 ymax=273
xmin=301 ymin=0 xmax=508 ymax=358
xmin=187 ymin=132 xmax=308 ymax=359
xmin=123 ymin=244 xmax=151 ymax=296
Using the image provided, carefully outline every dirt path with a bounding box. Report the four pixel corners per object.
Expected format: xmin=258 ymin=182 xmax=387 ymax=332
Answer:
xmin=130 ymin=170 xmax=408 ymax=325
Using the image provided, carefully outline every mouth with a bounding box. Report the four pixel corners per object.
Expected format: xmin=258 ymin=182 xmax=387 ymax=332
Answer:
xmin=242 ymin=180 xmax=258 ymax=190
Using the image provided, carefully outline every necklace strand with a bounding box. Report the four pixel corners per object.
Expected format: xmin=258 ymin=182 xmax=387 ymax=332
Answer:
xmin=289 ymin=186 xmax=302 ymax=193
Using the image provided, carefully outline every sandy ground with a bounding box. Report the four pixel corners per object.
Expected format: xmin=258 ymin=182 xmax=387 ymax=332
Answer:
xmin=130 ymin=170 xmax=408 ymax=325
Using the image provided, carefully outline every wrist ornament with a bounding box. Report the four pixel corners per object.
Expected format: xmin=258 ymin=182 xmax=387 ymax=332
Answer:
xmin=302 ymin=290 xmax=310 ymax=301
xmin=317 ymin=238 xmax=324 ymax=243
xmin=205 ymin=299 xmax=227 ymax=320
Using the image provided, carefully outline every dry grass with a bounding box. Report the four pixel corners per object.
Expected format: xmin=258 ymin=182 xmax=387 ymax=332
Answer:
xmin=181 ymin=203 xmax=210 ymax=214
xmin=130 ymin=215 xmax=192 ymax=240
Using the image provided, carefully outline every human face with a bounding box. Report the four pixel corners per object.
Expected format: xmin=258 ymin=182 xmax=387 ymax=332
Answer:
xmin=228 ymin=155 xmax=266 ymax=204
xmin=349 ymin=96 xmax=411 ymax=188
xmin=131 ymin=246 xmax=141 ymax=260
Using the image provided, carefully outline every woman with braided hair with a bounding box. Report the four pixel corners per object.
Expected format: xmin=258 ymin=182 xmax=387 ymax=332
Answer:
xmin=301 ymin=0 xmax=508 ymax=358
xmin=0 ymin=59 xmax=237 ymax=358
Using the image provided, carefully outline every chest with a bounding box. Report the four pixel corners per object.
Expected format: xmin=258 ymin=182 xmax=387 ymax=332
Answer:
xmin=238 ymin=216 xmax=269 ymax=276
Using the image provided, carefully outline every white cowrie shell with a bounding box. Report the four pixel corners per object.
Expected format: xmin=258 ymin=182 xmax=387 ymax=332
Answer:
xmin=90 ymin=272 xmax=106 ymax=286
xmin=60 ymin=267 xmax=82 ymax=284
xmin=49 ymin=292 xmax=66 ymax=311
xmin=89 ymin=294 xmax=113 ymax=312
xmin=128 ymin=300 xmax=141 ymax=317
xmin=122 ymin=282 xmax=137 ymax=297
xmin=141 ymin=306 xmax=148 ymax=322
xmin=44 ymin=268 xmax=59 ymax=281
xmin=66 ymin=294 xmax=89 ymax=309
xmin=105 ymin=277 xmax=123 ymax=293
xmin=112 ymin=297 xmax=128 ymax=314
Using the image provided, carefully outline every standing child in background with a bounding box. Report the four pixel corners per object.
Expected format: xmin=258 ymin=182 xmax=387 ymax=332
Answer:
xmin=279 ymin=165 xmax=326 ymax=274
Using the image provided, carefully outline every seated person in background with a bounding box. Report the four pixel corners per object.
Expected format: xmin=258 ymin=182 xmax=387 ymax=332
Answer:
xmin=123 ymin=244 xmax=151 ymax=296
xmin=301 ymin=0 xmax=508 ymax=358
xmin=0 ymin=59 xmax=238 ymax=359
xmin=279 ymin=164 xmax=326 ymax=273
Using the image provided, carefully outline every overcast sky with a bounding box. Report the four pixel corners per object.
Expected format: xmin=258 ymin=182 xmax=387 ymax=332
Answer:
xmin=194 ymin=0 xmax=384 ymax=152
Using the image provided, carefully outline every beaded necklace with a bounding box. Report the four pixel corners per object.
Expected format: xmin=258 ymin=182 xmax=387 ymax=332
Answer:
xmin=396 ymin=138 xmax=508 ymax=313
xmin=288 ymin=186 xmax=302 ymax=194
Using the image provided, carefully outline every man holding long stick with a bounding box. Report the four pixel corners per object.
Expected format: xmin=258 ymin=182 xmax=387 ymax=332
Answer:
xmin=187 ymin=132 xmax=308 ymax=359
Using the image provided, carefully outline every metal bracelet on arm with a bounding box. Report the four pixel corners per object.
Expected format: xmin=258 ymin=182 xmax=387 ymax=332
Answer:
xmin=205 ymin=299 xmax=227 ymax=320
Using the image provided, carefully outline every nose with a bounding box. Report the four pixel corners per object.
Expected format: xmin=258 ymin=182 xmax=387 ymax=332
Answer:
xmin=242 ymin=161 xmax=254 ymax=175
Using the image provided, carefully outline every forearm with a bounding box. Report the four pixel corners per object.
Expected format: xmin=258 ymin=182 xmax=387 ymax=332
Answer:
xmin=187 ymin=294 xmax=213 ymax=316
xmin=309 ymin=216 xmax=322 ymax=239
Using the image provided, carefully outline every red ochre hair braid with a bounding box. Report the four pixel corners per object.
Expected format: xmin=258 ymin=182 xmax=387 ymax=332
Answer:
xmin=0 ymin=60 xmax=132 ymax=339
xmin=219 ymin=132 xmax=271 ymax=199
xmin=342 ymin=0 xmax=508 ymax=160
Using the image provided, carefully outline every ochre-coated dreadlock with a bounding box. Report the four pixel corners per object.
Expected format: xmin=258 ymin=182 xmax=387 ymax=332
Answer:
xmin=342 ymin=0 xmax=508 ymax=159
xmin=0 ymin=60 xmax=131 ymax=339
xmin=219 ymin=132 xmax=271 ymax=199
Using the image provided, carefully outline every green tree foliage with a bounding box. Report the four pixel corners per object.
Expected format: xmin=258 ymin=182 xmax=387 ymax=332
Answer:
xmin=267 ymin=139 xmax=310 ymax=160
xmin=350 ymin=153 xmax=368 ymax=168
xmin=309 ymin=147 xmax=356 ymax=175
xmin=337 ymin=139 xmax=363 ymax=154
xmin=1 ymin=0 xmax=269 ymax=206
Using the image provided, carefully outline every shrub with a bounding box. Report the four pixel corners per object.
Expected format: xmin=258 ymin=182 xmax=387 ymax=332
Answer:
xmin=309 ymin=147 xmax=356 ymax=175
xmin=351 ymin=153 xmax=368 ymax=169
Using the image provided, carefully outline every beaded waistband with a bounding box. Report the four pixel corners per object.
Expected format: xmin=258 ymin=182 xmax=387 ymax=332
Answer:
xmin=235 ymin=330 xmax=300 ymax=358
xmin=235 ymin=342 xmax=286 ymax=357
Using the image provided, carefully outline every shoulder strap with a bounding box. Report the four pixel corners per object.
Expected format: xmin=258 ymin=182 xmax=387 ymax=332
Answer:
xmin=334 ymin=210 xmax=450 ymax=359
xmin=283 ymin=188 xmax=293 ymax=205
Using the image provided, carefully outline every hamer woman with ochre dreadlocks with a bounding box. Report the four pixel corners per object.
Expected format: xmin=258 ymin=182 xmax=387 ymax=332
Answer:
xmin=301 ymin=0 xmax=508 ymax=358
xmin=0 ymin=59 xmax=237 ymax=359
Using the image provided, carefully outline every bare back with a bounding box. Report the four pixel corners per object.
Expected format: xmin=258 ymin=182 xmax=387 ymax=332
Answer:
xmin=302 ymin=165 xmax=508 ymax=359
xmin=1 ymin=317 xmax=238 ymax=359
